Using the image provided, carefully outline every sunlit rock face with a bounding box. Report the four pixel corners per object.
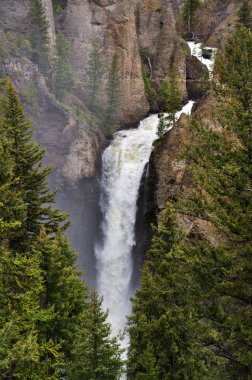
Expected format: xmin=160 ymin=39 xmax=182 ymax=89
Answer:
xmin=64 ymin=0 xmax=150 ymax=125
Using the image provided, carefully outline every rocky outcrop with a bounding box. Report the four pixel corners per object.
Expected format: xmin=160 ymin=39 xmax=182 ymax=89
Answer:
xmin=0 ymin=0 xmax=56 ymax=56
xmin=148 ymin=113 xmax=191 ymax=213
xmin=137 ymin=0 xmax=187 ymax=101
xmin=193 ymin=0 xmax=240 ymax=48
xmin=186 ymin=55 xmax=209 ymax=100
xmin=41 ymin=0 xmax=56 ymax=56
xmin=147 ymin=107 xmax=223 ymax=245
xmin=63 ymin=0 xmax=150 ymax=125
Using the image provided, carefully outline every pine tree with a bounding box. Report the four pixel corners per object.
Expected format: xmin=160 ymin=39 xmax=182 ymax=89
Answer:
xmin=0 ymin=80 xmax=123 ymax=379
xmin=69 ymin=289 xmax=124 ymax=380
xmin=127 ymin=205 xmax=218 ymax=380
xmin=29 ymin=0 xmax=50 ymax=71
xmin=53 ymin=32 xmax=75 ymax=100
xmin=128 ymin=15 xmax=252 ymax=380
xmin=182 ymin=0 xmax=201 ymax=38
xmin=35 ymin=233 xmax=87 ymax=356
xmin=0 ymin=117 xmax=25 ymax=245
xmin=157 ymin=113 xmax=167 ymax=137
xmin=0 ymin=245 xmax=63 ymax=379
xmin=215 ymin=26 xmax=252 ymax=157
xmin=143 ymin=69 xmax=157 ymax=107
xmin=0 ymin=80 xmax=84 ymax=378
xmin=0 ymin=79 xmax=67 ymax=248
xmin=158 ymin=69 xmax=181 ymax=131
xmin=87 ymin=43 xmax=104 ymax=109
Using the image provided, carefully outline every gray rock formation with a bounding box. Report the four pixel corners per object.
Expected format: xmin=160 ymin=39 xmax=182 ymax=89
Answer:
xmin=193 ymin=0 xmax=240 ymax=48
xmin=186 ymin=54 xmax=209 ymax=100
xmin=2 ymin=0 xmax=238 ymax=281
xmin=137 ymin=0 xmax=187 ymax=101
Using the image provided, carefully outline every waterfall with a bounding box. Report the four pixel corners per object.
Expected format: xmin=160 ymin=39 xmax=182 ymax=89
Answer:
xmin=186 ymin=41 xmax=218 ymax=76
xmin=95 ymin=102 xmax=195 ymax=338
xmin=147 ymin=57 xmax=153 ymax=79
xmin=95 ymin=114 xmax=159 ymax=335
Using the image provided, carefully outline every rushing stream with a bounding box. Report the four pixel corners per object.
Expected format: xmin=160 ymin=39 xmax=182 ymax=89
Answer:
xmin=95 ymin=101 xmax=195 ymax=337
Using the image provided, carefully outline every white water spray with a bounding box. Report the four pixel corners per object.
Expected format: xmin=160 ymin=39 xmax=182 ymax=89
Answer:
xmin=187 ymin=41 xmax=218 ymax=76
xmin=95 ymin=102 xmax=195 ymax=337
xmin=95 ymin=114 xmax=159 ymax=335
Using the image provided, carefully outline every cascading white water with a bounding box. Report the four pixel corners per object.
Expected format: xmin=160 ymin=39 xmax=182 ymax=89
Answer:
xmin=95 ymin=114 xmax=159 ymax=336
xmin=95 ymin=101 xmax=195 ymax=337
xmin=186 ymin=41 xmax=218 ymax=75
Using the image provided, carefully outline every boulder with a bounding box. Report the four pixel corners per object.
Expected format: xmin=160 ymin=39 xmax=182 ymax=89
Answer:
xmin=186 ymin=54 xmax=209 ymax=100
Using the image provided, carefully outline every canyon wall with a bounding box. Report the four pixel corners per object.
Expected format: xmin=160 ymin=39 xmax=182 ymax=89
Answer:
xmin=0 ymin=0 xmax=240 ymax=281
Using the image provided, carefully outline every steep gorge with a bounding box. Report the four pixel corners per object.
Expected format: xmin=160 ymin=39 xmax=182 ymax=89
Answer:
xmin=0 ymin=0 xmax=240 ymax=284
xmin=0 ymin=0 xmax=186 ymax=284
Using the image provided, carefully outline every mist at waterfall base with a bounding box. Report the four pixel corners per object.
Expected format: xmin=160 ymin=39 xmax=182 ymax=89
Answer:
xmin=95 ymin=101 xmax=195 ymax=340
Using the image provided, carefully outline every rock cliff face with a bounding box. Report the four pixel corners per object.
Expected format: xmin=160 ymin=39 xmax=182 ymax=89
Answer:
xmin=0 ymin=0 xmax=240 ymax=280
xmin=136 ymin=0 xmax=187 ymax=101
xmin=0 ymin=0 xmax=190 ymax=182
xmin=62 ymin=0 xmax=190 ymax=123
xmin=147 ymin=100 xmax=223 ymax=246
xmin=186 ymin=55 xmax=209 ymax=100
xmin=193 ymin=0 xmax=240 ymax=48
xmin=1 ymin=0 xmax=189 ymax=281
xmin=146 ymin=0 xmax=242 ymax=246
xmin=63 ymin=0 xmax=149 ymax=125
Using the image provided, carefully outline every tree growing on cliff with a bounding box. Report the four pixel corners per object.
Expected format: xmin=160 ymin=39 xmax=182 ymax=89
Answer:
xmin=53 ymin=32 xmax=75 ymax=100
xmin=157 ymin=69 xmax=181 ymax=135
xmin=215 ymin=26 xmax=252 ymax=158
xmin=143 ymin=69 xmax=158 ymax=110
xmin=87 ymin=43 xmax=104 ymax=110
xmin=181 ymin=0 xmax=201 ymax=38
xmin=29 ymin=0 xmax=50 ymax=71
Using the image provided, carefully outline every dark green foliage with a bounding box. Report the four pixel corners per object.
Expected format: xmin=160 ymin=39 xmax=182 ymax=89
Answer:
xmin=68 ymin=289 xmax=124 ymax=380
xmin=53 ymin=32 xmax=75 ymax=100
xmin=87 ymin=43 xmax=104 ymax=109
xmin=215 ymin=27 xmax=252 ymax=112
xmin=0 ymin=246 xmax=63 ymax=380
xmin=237 ymin=0 xmax=252 ymax=30
xmin=0 ymin=79 xmax=67 ymax=248
xmin=29 ymin=0 xmax=49 ymax=70
xmin=215 ymin=27 xmax=252 ymax=161
xmin=36 ymin=234 xmax=87 ymax=350
xmin=143 ymin=69 xmax=158 ymax=107
xmin=128 ymin=206 xmax=224 ymax=379
xmin=157 ymin=113 xmax=167 ymax=137
xmin=157 ymin=69 xmax=181 ymax=135
xmin=0 ymin=78 xmax=122 ymax=379
xmin=128 ymin=24 xmax=252 ymax=379
xmin=52 ymin=0 xmax=68 ymax=15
